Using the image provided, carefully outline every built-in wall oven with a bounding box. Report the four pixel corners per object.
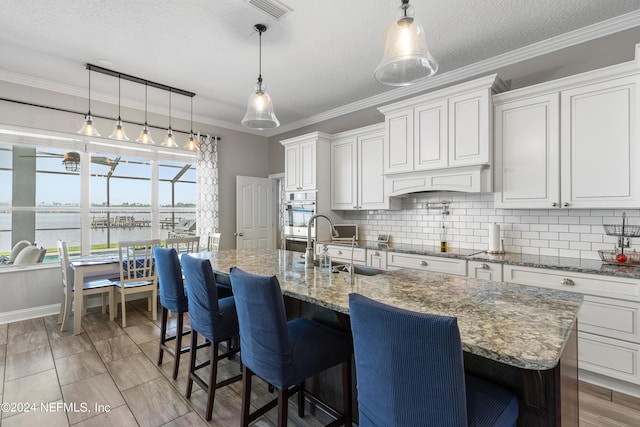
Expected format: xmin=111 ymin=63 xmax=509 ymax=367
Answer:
xmin=283 ymin=192 xmax=316 ymax=252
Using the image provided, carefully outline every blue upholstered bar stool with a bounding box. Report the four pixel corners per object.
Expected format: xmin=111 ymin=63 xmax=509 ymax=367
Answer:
xmin=181 ymin=255 xmax=241 ymax=421
xmin=348 ymin=293 xmax=519 ymax=427
xmin=230 ymin=267 xmax=353 ymax=427
xmin=153 ymin=247 xmax=191 ymax=380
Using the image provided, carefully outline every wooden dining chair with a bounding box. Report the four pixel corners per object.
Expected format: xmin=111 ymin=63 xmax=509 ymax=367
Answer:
xmin=207 ymin=232 xmax=221 ymax=251
xmin=57 ymin=240 xmax=115 ymax=332
xmin=165 ymin=235 xmax=201 ymax=254
xmin=112 ymin=239 xmax=160 ymax=327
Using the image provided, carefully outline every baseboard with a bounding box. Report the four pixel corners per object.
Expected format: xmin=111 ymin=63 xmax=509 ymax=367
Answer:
xmin=0 ymin=303 xmax=61 ymax=325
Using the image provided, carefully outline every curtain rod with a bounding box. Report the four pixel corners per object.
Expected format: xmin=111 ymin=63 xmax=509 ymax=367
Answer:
xmin=86 ymin=64 xmax=196 ymax=98
xmin=0 ymin=96 xmax=220 ymax=141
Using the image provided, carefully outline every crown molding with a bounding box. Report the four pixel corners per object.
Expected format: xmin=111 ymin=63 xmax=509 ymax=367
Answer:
xmin=268 ymin=10 xmax=640 ymax=137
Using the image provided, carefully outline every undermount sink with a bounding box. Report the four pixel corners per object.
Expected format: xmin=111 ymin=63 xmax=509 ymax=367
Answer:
xmin=297 ymin=259 xmax=385 ymax=276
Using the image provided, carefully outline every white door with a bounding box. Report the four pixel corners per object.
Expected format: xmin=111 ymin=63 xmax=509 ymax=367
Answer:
xmin=236 ymin=176 xmax=275 ymax=249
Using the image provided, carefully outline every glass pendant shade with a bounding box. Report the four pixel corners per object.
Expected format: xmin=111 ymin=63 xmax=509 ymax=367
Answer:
xmin=374 ymin=1 xmax=438 ymax=86
xmin=184 ymin=132 xmax=199 ymax=151
xmin=79 ymin=113 xmax=101 ymax=136
xmin=137 ymin=123 xmax=155 ymax=144
xmin=241 ymin=80 xmax=280 ymax=130
xmin=162 ymin=127 xmax=178 ymax=147
xmin=109 ymin=117 xmax=129 ymax=140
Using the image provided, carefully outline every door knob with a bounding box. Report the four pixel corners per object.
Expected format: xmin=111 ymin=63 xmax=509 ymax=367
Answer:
xmin=551 ymin=202 xmax=558 ymax=207
xmin=236 ymin=232 xmax=244 ymax=237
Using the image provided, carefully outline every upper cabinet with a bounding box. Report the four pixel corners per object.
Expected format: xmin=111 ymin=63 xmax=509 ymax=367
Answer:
xmin=379 ymin=74 xmax=506 ymax=174
xmin=494 ymin=61 xmax=640 ymax=209
xmin=281 ymin=132 xmax=331 ymax=192
xmin=378 ymin=74 xmax=507 ymax=195
xmin=330 ymin=124 xmax=400 ymax=210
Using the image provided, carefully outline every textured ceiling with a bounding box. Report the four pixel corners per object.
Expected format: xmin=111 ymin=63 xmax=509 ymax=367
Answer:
xmin=0 ymin=0 xmax=640 ymax=136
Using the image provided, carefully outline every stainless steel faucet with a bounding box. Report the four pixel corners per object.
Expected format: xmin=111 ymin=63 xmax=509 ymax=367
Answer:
xmin=305 ymin=214 xmax=339 ymax=268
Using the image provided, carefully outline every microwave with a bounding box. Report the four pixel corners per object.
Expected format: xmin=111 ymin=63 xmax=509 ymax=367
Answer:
xmin=332 ymin=224 xmax=358 ymax=242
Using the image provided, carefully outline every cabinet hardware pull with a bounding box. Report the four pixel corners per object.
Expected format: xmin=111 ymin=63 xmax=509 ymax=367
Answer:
xmin=481 ymin=263 xmax=490 ymax=269
xmin=353 ymin=206 xmax=358 ymax=209
xmin=374 ymin=252 xmax=380 ymax=256
xmin=562 ymin=202 xmax=569 ymax=207
xmin=338 ymin=250 xmax=343 ymax=255
xmin=551 ymin=202 xmax=558 ymax=207
xmin=561 ymin=278 xmax=575 ymax=286
xmin=420 ymin=260 xmax=428 ymax=266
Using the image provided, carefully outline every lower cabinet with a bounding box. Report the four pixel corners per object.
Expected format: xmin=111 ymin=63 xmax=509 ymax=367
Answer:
xmin=503 ymin=264 xmax=640 ymax=392
xmin=387 ymin=252 xmax=467 ymax=276
xmin=367 ymin=249 xmax=387 ymax=270
xmin=467 ymin=260 xmax=503 ymax=282
xmin=316 ymin=244 xmax=367 ymax=266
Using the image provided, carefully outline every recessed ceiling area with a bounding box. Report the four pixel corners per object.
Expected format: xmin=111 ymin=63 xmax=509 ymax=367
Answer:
xmin=0 ymin=0 xmax=639 ymax=136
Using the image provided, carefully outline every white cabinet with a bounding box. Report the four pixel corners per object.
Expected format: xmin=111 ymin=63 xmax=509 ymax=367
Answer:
xmin=495 ymin=67 xmax=640 ymax=209
xmin=502 ymin=264 xmax=640 ymax=389
xmin=387 ymin=252 xmax=467 ymax=276
xmin=467 ymin=261 xmax=503 ymax=282
xmin=315 ymin=243 xmax=366 ymax=266
xmin=282 ymin=133 xmax=331 ymax=192
xmin=367 ymin=248 xmax=387 ymax=270
xmin=331 ymin=124 xmax=400 ymax=210
xmin=380 ymin=75 xmax=505 ymax=175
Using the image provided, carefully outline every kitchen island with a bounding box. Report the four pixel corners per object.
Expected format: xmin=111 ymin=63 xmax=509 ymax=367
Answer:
xmin=190 ymin=248 xmax=582 ymax=426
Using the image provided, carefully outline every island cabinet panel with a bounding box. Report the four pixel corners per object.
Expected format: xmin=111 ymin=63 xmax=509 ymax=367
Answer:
xmin=467 ymin=260 xmax=503 ymax=282
xmin=387 ymin=252 xmax=467 ymax=276
xmin=494 ymin=67 xmax=640 ymax=209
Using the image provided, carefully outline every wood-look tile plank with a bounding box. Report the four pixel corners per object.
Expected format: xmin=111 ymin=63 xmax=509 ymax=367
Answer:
xmin=0 ymin=323 xmax=8 ymax=345
xmin=122 ymin=376 xmax=190 ymax=427
xmin=55 ymin=349 xmax=107 ymax=386
xmin=4 ymin=347 xmax=54 ymax=381
xmin=6 ymin=330 xmax=49 ymax=356
xmin=106 ymin=352 xmax=162 ymax=391
xmin=580 ymin=380 xmax=613 ymax=401
xmin=579 ymin=391 xmax=640 ymax=427
xmin=61 ymin=372 xmax=125 ymax=424
xmin=187 ymin=387 xmax=244 ymax=427
xmin=0 ymin=399 xmax=69 ymax=427
xmin=0 ymin=343 xmax=6 ymax=364
xmin=7 ymin=318 xmax=44 ymax=338
xmin=2 ymin=369 xmax=62 ymax=419
xmin=73 ymin=404 xmax=138 ymax=427
xmin=124 ymin=322 xmax=161 ymax=345
xmin=612 ymin=390 xmax=640 ymax=412
xmin=93 ymin=334 xmax=141 ymax=363
xmin=160 ymin=410 xmax=208 ymax=426
xmin=50 ymin=333 xmax=94 ymax=359
xmin=83 ymin=319 xmax=125 ymax=343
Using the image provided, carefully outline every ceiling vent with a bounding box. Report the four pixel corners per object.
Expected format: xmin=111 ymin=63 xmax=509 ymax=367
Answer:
xmin=245 ymin=0 xmax=292 ymax=20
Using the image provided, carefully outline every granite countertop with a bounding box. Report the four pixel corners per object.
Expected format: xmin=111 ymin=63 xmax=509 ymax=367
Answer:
xmin=319 ymin=240 xmax=640 ymax=279
xmin=191 ymin=248 xmax=582 ymax=372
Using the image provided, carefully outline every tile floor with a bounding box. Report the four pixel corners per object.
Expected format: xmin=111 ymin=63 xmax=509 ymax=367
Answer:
xmin=1 ymin=298 xmax=639 ymax=426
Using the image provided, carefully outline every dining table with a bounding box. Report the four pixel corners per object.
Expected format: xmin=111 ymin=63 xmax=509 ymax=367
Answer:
xmin=69 ymin=254 xmax=121 ymax=335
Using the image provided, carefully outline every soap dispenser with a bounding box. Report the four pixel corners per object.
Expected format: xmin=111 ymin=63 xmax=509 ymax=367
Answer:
xmin=319 ymin=244 xmax=332 ymax=273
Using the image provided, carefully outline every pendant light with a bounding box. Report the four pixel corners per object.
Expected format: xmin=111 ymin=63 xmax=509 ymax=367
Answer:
xmin=184 ymin=97 xmax=198 ymax=150
xmin=162 ymin=89 xmax=178 ymax=147
xmin=109 ymin=75 xmax=129 ymax=140
xmin=78 ymin=67 xmax=100 ymax=136
xmin=241 ymin=24 xmax=280 ymax=130
xmin=136 ymin=82 xmax=155 ymax=144
xmin=374 ymin=0 xmax=438 ymax=86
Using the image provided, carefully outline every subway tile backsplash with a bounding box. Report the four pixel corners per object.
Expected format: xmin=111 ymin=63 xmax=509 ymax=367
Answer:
xmin=343 ymin=193 xmax=640 ymax=260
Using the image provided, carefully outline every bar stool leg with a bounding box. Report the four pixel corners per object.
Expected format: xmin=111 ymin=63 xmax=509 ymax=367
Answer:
xmin=173 ymin=311 xmax=184 ymax=380
xmin=186 ymin=331 xmax=198 ymax=398
xmin=240 ymin=365 xmax=253 ymax=427
xmin=205 ymin=342 xmax=219 ymax=420
xmin=158 ymin=307 xmax=168 ymax=365
xmin=277 ymin=388 xmax=288 ymax=427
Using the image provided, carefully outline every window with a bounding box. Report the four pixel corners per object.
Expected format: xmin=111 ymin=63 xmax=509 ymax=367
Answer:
xmin=0 ymin=135 xmax=198 ymax=264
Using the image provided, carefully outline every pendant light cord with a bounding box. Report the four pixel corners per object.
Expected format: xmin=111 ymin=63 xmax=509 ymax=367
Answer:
xmin=88 ymin=69 xmax=92 ymax=114
xmin=117 ymin=76 xmax=121 ymax=118
xmin=144 ymin=83 xmax=148 ymax=123
xmin=168 ymin=90 xmax=172 ymax=128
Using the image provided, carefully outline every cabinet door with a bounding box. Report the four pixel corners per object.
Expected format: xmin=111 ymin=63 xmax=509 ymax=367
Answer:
xmin=468 ymin=261 xmax=503 ymax=282
xmin=449 ymin=89 xmax=490 ymax=167
xmin=331 ymin=137 xmax=357 ymax=210
xmin=284 ymin=144 xmax=301 ymax=191
xmin=384 ymin=109 xmax=414 ymax=174
xmin=561 ymin=75 xmax=639 ymax=208
xmin=299 ymin=140 xmax=317 ymax=190
xmin=414 ymin=100 xmax=448 ymax=170
xmin=494 ymin=93 xmax=560 ymax=208
xmin=358 ymin=131 xmax=387 ymax=209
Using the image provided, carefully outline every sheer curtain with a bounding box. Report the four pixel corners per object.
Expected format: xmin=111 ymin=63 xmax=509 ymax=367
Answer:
xmin=196 ymin=135 xmax=219 ymax=241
